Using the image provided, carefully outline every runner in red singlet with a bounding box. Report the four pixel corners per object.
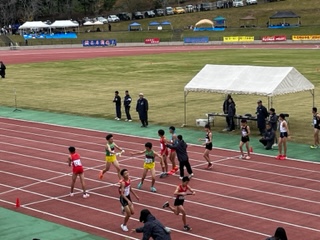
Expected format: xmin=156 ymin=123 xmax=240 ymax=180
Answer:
xmin=158 ymin=129 xmax=168 ymax=178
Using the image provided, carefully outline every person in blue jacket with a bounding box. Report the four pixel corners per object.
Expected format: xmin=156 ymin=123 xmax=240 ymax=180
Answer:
xmin=136 ymin=93 xmax=149 ymax=127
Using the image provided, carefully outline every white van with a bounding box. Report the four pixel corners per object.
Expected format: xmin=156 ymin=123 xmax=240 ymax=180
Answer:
xmin=165 ymin=7 xmax=174 ymax=15
xmin=233 ymin=0 xmax=244 ymax=7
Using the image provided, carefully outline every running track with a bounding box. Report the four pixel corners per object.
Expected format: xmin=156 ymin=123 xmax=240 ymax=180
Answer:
xmin=1 ymin=45 xmax=320 ymax=239
xmin=1 ymin=117 xmax=320 ymax=240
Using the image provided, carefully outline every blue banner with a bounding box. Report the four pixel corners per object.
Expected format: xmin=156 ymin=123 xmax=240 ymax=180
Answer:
xmin=82 ymin=39 xmax=117 ymax=47
xmin=184 ymin=37 xmax=209 ymax=43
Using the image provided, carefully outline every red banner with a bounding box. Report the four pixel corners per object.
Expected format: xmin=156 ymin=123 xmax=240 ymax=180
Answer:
xmin=144 ymin=38 xmax=160 ymax=44
xmin=262 ymin=35 xmax=287 ymax=42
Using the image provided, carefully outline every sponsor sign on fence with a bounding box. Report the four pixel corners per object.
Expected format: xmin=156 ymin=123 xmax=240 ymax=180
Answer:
xmin=292 ymin=35 xmax=320 ymax=41
xmin=144 ymin=38 xmax=160 ymax=44
xmin=184 ymin=37 xmax=209 ymax=43
xmin=223 ymin=36 xmax=254 ymax=42
xmin=82 ymin=39 xmax=117 ymax=47
xmin=262 ymin=35 xmax=287 ymax=42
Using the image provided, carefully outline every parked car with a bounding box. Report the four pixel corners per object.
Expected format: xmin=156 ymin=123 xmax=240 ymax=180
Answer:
xmin=246 ymin=0 xmax=257 ymax=4
xmin=117 ymin=12 xmax=130 ymax=21
xmin=96 ymin=16 xmax=108 ymax=23
xmin=233 ymin=0 xmax=244 ymax=7
xmin=173 ymin=7 xmax=186 ymax=14
xmin=133 ymin=11 xmax=144 ymax=19
xmin=165 ymin=7 xmax=174 ymax=15
xmin=154 ymin=9 xmax=164 ymax=16
xmin=107 ymin=15 xmax=120 ymax=22
xmin=186 ymin=5 xmax=194 ymax=13
xmin=144 ymin=10 xmax=156 ymax=18
xmin=200 ymin=3 xmax=211 ymax=11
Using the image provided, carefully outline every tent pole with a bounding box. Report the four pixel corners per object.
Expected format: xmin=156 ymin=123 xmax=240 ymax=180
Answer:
xmin=182 ymin=91 xmax=188 ymax=127
xmin=311 ymin=89 xmax=315 ymax=107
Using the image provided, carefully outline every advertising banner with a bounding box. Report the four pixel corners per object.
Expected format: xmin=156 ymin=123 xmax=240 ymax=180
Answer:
xmin=144 ymin=38 xmax=160 ymax=44
xmin=292 ymin=35 xmax=320 ymax=41
xmin=223 ymin=36 xmax=254 ymax=42
xmin=82 ymin=39 xmax=117 ymax=47
xmin=184 ymin=37 xmax=209 ymax=43
xmin=262 ymin=35 xmax=287 ymax=42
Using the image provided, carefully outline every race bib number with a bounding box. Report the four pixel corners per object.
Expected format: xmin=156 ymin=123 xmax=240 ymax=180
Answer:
xmin=73 ymin=159 xmax=82 ymax=167
xmin=145 ymin=158 xmax=153 ymax=164
xmin=314 ymin=119 xmax=317 ymax=124
xmin=178 ymin=195 xmax=185 ymax=200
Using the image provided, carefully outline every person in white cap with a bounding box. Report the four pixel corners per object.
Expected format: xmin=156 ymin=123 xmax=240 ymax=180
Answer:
xmin=136 ymin=93 xmax=149 ymax=127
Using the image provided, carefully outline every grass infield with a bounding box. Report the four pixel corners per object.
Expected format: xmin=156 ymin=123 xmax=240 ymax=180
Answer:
xmin=0 ymin=49 xmax=319 ymax=144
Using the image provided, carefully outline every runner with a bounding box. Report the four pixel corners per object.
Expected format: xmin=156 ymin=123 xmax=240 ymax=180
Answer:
xmin=167 ymin=126 xmax=179 ymax=174
xmin=99 ymin=134 xmax=125 ymax=180
xmin=198 ymin=124 xmax=213 ymax=169
xmin=310 ymin=107 xmax=320 ymax=149
xmin=67 ymin=146 xmax=90 ymax=198
xmin=276 ymin=113 xmax=290 ymax=160
xmin=158 ymin=129 xmax=169 ymax=178
xmin=131 ymin=142 xmax=163 ymax=192
xmin=239 ymin=119 xmax=251 ymax=159
xmin=119 ymin=169 xmax=139 ymax=232
xmin=162 ymin=176 xmax=195 ymax=231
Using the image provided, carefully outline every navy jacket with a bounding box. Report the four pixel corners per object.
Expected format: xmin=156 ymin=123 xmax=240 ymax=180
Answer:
xmin=135 ymin=214 xmax=171 ymax=240
xmin=124 ymin=95 xmax=132 ymax=107
xmin=166 ymin=140 xmax=188 ymax=162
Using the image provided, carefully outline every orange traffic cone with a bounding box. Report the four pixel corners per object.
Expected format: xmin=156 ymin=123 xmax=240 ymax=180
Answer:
xmin=249 ymin=147 xmax=253 ymax=153
xmin=15 ymin=198 xmax=20 ymax=208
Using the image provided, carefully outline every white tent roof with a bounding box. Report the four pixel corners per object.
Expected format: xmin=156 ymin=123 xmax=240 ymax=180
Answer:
xmin=50 ymin=20 xmax=79 ymax=28
xmin=184 ymin=64 xmax=314 ymax=96
xmin=19 ymin=21 xmax=50 ymax=29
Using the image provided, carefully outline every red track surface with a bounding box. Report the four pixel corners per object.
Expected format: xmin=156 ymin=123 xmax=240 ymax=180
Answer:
xmin=1 ymin=45 xmax=320 ymax=239
xmin=1 ymin=117 xmax=320 ymax=240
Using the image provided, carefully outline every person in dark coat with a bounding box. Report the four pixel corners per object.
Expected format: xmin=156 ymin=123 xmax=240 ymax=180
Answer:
xmin=166 ymin=135 xmax=193 ymax=179
xmin=222 ymin=94 xmax=232 ymax=131
xmin=113 ymin=91 xmax=121 ymax=120
xmin=0 ymin=61 xmax=6 ymax=78
xmin=265 ymin=226 xmax=288 ymax=240
xmin=256 ymin=100 xmax=268 ymax=135
xmin=227 ymin=98 xmax=236 ymax=131
xmin=268 ymin=108 xmax=278 ymax=145
xmin=124 ymin=90 xmax=132 ymax=121
xmin=133 ymin=209 xmax=171 ymax=240
xmin=136 ymin=93 xmax=148 ymax=127
xmin=259 ymin=122 xmax=275 ymax=150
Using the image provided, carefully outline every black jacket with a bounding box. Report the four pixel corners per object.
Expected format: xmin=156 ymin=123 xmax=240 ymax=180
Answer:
xmin=166 ymin=140 xmax=188 ymax=162
xmin=113 ymin=95 xmax=121 ymax=107
xmin=135 ymin=214 xmax=171 ymax=240
xmin=262 ymin=128 xmax=275 ymax=142
xmin=124 ymin=94 xmax=132 ymax=107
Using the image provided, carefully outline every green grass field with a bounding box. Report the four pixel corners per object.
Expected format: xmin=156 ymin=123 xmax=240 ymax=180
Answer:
xmin=1 ymin=48 xmax=320 ymax=144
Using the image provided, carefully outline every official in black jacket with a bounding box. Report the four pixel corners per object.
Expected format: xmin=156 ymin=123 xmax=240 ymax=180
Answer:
xmin=136 ymin=93 xmax=148 ymax=127
xmin=166 ymin=135 xmax=193 ymax=179
xmin=113 ymin=91 xmax=121 ymax=120
xmin=133 ymin=209 xmax=171 ymax=240
xmin=259 ymin=122 xmax=275 ymax=150
xmin=124 ymin=90 xmax=132 ymax=121
xmin=0 ymin=61 xmax=6 ymax=78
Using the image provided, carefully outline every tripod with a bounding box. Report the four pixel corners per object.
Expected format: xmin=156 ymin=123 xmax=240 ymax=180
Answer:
xmin=13 ymin=88 xmax=21 ymax=112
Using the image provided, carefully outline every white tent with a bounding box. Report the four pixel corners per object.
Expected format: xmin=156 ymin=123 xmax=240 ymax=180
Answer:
xmin=18 ymin=21 xmax=50 ymax=29
xmin=183 ymin=64 xmax=315 ymax=126
xmin=50 ymin=20 xmax=79 ymax=28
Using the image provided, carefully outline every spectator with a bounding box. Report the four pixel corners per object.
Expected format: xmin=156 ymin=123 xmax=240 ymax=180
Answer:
xmin=124 ymin=90 xmax=132 ymax=121
xmin=259 ymin=122 xmax=275 ymax=150
xmin=223 ymin=94 xmax=232 ymax=131
xmin=108 ymin=23 xmax=111 ymax=31
xmin=113 ymin=91 xmax=121 ymax=120
xmin=136 ymin=93 xmax=148 ymax=127
xmin=265 ymin=226 xmax=288 ymax=240
xmin=227 ymin=97 xmax=236 ymax=131
xmin=132 ymin=209 xmax=171 ymax=240
xmin=268 ymin=108 xmax=278 ymax=146
xmin=256 ymin=100 xmax=268 ymax=135
xmin=0 ymin=61 xmax=6 ymax=78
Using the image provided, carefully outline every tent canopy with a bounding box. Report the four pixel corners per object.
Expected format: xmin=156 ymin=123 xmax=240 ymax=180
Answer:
xmin=148 ymin=21 xmax=173 ymax=30
xmin=51 ymin=20 xmax=79 ymax=28
xmin=195 ymin=19 xmax=214 ymax=27
xmin=161 ymin=21 xmax=171 ymax=25
xmin=128 ymin=22 xmax=142 ymax=31
xmin=148 ymin=21 xmax=160 ymax=26
xmin=18 ymin=21 xmax=50 ymax=29
xmin=270 ymin=11 xmax=300 ymax=19
xmin=183 ymin=64 xmax=314 ymax=125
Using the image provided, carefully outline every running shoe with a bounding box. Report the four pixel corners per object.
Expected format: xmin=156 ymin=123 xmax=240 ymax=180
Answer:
xmin=162 ymin=201 xmax=169 ymax=208
xmin=183 ymin=225 xmax=192 ymax=231
xmin=188 ymin=173 xmax=194 ymax=179
xmin=150 ymin=186 xmax=157 ymax=192
xmin=128 ymin=119 xmax=132 ymax=122
xmin=167 ymin=170 xmax=174 ymax=175
xmin=245 ymin=156 xmax=251 ymax=160
xmin=275 ymin=155 xmax=282 ymax=160
xmin=205 ymin=163 xmax=213 ymax=169
xmin=83 ymin=193 xmax=90 ymax=199
xmin=121 ymin=224 xmax=128 ymax=232
xmin=125 ymin=119 xmax=128 ymax=122
xmin=160 ymin=172 xmax=168 ymax=178
xmin=99 ymin=170 xmax=103 ymax=180
xmin=137 ymin=182 xmax=143 ymax=189
xmin=280 ymin=155 xmax=287 ymax=160
xmin=310 ymin=145 xmax=319 ymax=149
xmin=239 ymin=155 xmax=245 ymax=159
xmin=69 ymin=192 xmax=74 ymax=197
xmin=173 ymin=166 xmax=179 ymax=171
